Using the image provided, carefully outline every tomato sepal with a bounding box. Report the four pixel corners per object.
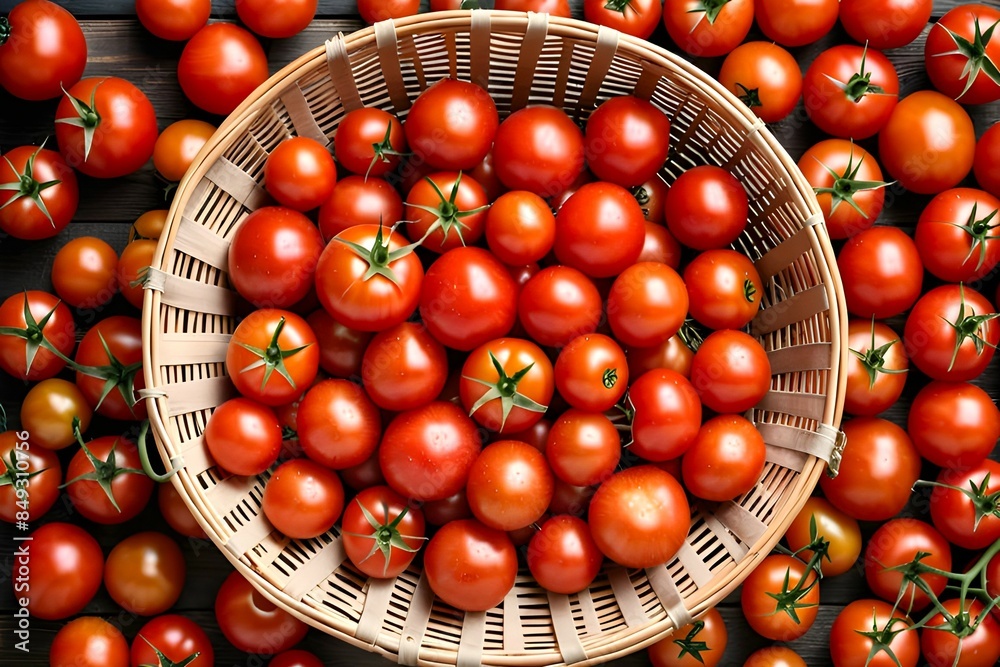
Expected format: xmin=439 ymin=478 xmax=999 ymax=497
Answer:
xmin=849 ymin=317 xmax=908 ymax=390
xmin=59 ymin=418 xmax=147 ymax=514
xmin=235 ymin=315 xmax=312 ymax=394
xmin=943 ymin=283 xmax=1000 ymax=371
xmin=335 ymin=222 xmax=420 ymax=288
xmin=915 ymin=473 xmax=1000 ymax=533
xmin=0 ymin=292 xmax=75 ymax=375
xmin=811 ymin=143 xmax=892 ymax=220
xmin=73 ymin=331 xmax=144 ymax=415
xmin=933 ymin=17 xmax=1000 ymax=100
xmin=136 ymin=633 xmax=201 ymax=667
xmin=463 ymin=350 xmax=548 ymax=431
xmin=0 ymin=142 xmax=62 ymax=229
xmin=342 ymin=499 xmax=426 ymax=577
xmin=407 ymin=172 xmax=488 ymax=250
xmin=54 ymin=82 xmax=101 ymax=161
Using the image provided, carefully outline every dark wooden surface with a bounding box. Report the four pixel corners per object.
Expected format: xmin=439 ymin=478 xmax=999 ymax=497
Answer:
xmin=1 ymin=1 xmax=998 ymax=666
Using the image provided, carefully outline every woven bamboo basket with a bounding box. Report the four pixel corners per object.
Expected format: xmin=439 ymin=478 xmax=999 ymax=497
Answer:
xmin=142 ymin=10 xmax=848 ymax=666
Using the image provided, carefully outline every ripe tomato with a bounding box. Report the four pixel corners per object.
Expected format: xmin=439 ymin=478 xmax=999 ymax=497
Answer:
xmin=878 ymin=90 xmax=976 ymax=195
xmin=225 ymin=308 xmax=320 ymax=405
xmin=554 ymin=181 xmax=646 ymax=278
xmin=554 ymin=333 xmax=628 ymax=412
xmin=526 ymin=515 xmax=603 ymax=595
xmin=633 ymin=174 xmax=669 ymax=224
xmin=135 ymin=0 xmax=211 ymax=40
xmin=236 ymin=0 xmax=316 ymax=38
xmin=493 ymin=105 xmax=585 ymax=199
xmin=318 ymin=175 xmax=403 ymax=241
xmin=929 ymin=459 xmax=1000 ymax=550
xmin=717 ymin=41 xmax=803 ymax=124
xmin=638 ymin=220 xmax=683 ymax=266
xmin=0 ymin=144 xmax=78 ymax=240
xmin=204 ymin=397 xmax=283 ymax=476
xmin=460 ymin=337 xmax=554 ymax=434
xmin=925 ymin=4 xmax=1000 ymax=105
xmin=914 ymin=187 xmax=1000 ymax=283
xmin=684 ymin=249 xmax=762 ymax=330
xmin=582 ymin=0 xmax=663 ymax=39
xmin=588 ymin=465 xmax=689 ymax=569
xmin=178 ymin=23 xmax=269 ymax=116
xmin=357 ymin=0 xmax=421 ymax=23
xmin=104 ymin=531 xmax=185 ymax=616
xmin=52 ymin=236 xmax=118 ymax=309
xmin=661 ymin=0 xmax=753 ymax=58
xmin=664 ymin=165 xmax=748 ymax=250
xmin=153 ymin=119 xmax=216 ymax=182
xmin=379 ymin=401 xmax=482 ymax=502
xmin=466 ymin=440 xmax=553 ymax=531
xmin=228 ymin=207 xmax=325 ymax=309
xmin=494 ymin=0 xmax=571 ymax=15
xmin=647 ymin=607 xmax=728 ymax=667
xmin=830 ymin=599 xmax=920 ymax=667
xmin=838 ymin=0 xmax=932 ymax=50
xmin=341 ymin=484 xmax=426 ymax=578
xmin=903 ymin=283 xmax=998 ymax=381
xmin=517 ymin=265 xmax=603 ymax=348
xmin=51 ymin=617 xmax=129 ymax=667
xmin=316 ymin=223 xmax=424 ymax=332
xmin=361 ymin=321 xmax=448 ymax=412
xmin=544 ymin=409 xmax=621 ymax=487
xmin=0 ymin=290 xmax=75 ymax=381
xmin=64 ymin=433 xmax=154 ymax=523
xmin=844 ymin=318 xmax=908 ymax=417
xmin=690 ymin=329 xmax=771 ymax=414
xmin=55 ymin=76 xmax=158 ymax=179
xmin=297 ymin=378 xmax=381 ymax=469
xmin=742 ymin=647 xmax=807 ymax=667
xmin=974 ymin=122 xmax=1000 ymax=197
xmin=627 ymin=333 xmax=694 ymax=379
xmin=214 ymin=570 xmax=308 ymax=654
xmin=116 ymin=238 xmax=157 ymax=310
xmin=819 ymin=417 xmax=921 ymax=522
xmin=305 ymin=309 xmax=371 ymax=378
xmin=158 ymin=482 xmax=208 ymax=539
xmin=740 ymin=554 xmax=819 ymax=641
xmin=608 ymin=261 xmax=688 ymax=348
xmin=19 ymin=378 xmax=92 ymax=450
xmin=131 ymin=614 xmax=214 ymax=667
xmin=263 ymin=458 xmax=345 ymax=539
xmin=334 ymin=107 xmax=406 ymax=178
xmin=628 ymin=368 xmax=702 ymax=462
xmin=75 ymin=315 xmax=148 ymax=420
xmin=681 ymin=414 xmax=766 ymax=502
xmin=0 ymin=430 xmax=61 ymax=523
xmin=423 ymin=518 xmax=517 ymax=611
xmin=921 ymin=599 xmax=1000 ymax=667
xmin=268 ymin=650 xmax=324 ymax=667
xmin=838 ymin=226 xmax=923 ymax=319
xmin=908 ymin=380 xmax=1000 ymax=469
xmin=404 ymin=171 xmax=488 ymax=252
xmin=264 ymin=136 xmax=337 ymax=212
xmin=864 ymin=518 xmax=952 ymax=611
xmin=797 ymin=139 xmax=888 ymax=239
xmin=133 ymin=208 xmax=168 ymax=239
xmin=584 ymin=96 xmax=670 ymax=188
xmin=24 ymin=522 xmax=103 ymax=620
xmin=0 ymin=0 xmax=86 ymax=100
xmin=755 ymin=0 xmax=839 ymax=46
xmin=405 ymin=78 xmax=498 ymax=171
xmin=485 ymin=190 xmax=557 ymax=265
xmin=784 ymin=496 xmax=862 ymax=578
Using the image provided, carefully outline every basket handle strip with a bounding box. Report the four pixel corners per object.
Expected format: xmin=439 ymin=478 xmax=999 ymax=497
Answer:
xmin=574 ymin=586 xmax=603 ymax=636
xmin=577 ymin=26 xmax=620 ymax=115
xmin=470 ymin=9 xmax=491 ymax=89
xmin=701 ymin=511 xmax=748 ymax=561
xmin=606 ymin=566 xmax=647 ymax=627
xmin=355 ymin=576 xmax=396 ymax=645
xmin=276 ymin=536 xmax=349 ymax=600
xmin=144 ymin=269 xmax=237 ymax=316
xmin=756 ymin=390 xmax=827 ymax=422
xmin=375 ymin=20 xmax=411 ymax=114
xmin=764 ymin=445 xmax=809 ymax=472
xmin=206 ymin=157 xmax=269 ymax=207
xmin=170 ymin=217 xmax=231 ymax=270
xmin=154 ymin=333 xmax=230 ymax=366
xmin=714 ymin=501 xmax=768 ymax=546
xmin=222 ymin=504 xmax=276 ymax=559
xmin=397 ymin=572 xmax=434 ymax=666
xmin=675 ymin=542 xmax=713 ymax=588
xmin=501 ymin=586 xmax=525 ymax=653
xmin=511 ymin=12 xmax=550 ymax=111
xmin=750 ymin=284 xmax=829 ymax=338
xmin=169 ymin=434 xmax=212 ymax=476
xmin=546 ymin=591 xmax=589 ymax=665
xmin=766 ymin=343 xmax=831 ymax=375
xmin=158 ymin=376 xmax=236 ymax=417
xmin=278 ymin=83 xmax=332 ymax=148
xmin=457 ymin=611 xmax=488 ymax=667
xmin=644 ymin=564 xmax=694 ymax=630
xmin=326 ymin=35 xmax=365 ymax=112
xmin=757 ymin=422 xmax=843 ymax=466
xmin=753 ymin=215 xmax=825 ymax=281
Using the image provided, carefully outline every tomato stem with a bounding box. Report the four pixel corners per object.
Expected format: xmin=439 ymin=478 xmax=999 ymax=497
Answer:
xmin=138 ymin=634 xmax=201 ymax=667
xmin=135 ymin=420 xmax=178 ymax=483
xmin=59 ymin=418 xmax=147 ymax=513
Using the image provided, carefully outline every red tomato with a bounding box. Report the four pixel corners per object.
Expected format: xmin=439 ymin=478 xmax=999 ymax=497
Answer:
xmin=554 ymin=333 xmax=628 ymax=412
xmin=204 ymin=397 xmax=282 ymax=476
xmin=830 ymin=599 xmax=920 ymax=667
xmin=423 ymin=518 xmax=517 ymax=611
xmin=627 ymin=334 xmax=695 ymax=379
xmin=661 ymin=0 xmax=753 ymax=57
xmin=135 ymin=0 xmax=211 ymax=40
xmin=153 ymin=119 xmax=216 ymax=182
xmin=466 ymin=439 xmax=554 ymax=531
xmin=0 ymin=0 xmax=86 ymax=100
xmin=341 ymin=485 xmax=426 ymax=578
xmin=755 ymin=0 xmax=839 ymax=46
xmin=361 ymin=321 xmax=448 ymax=412
xmin=493 ymin=105 xmax=585 ymax=199
xmin=225 ymin=309 xmax=320 ymax=406
xmin=838 ymin=0 xmax=932 ymax=50
xmin=268 ymin=650 xmax=324 ymax=667
xmin=647 ymin=607 xmax=728 ymax=667
xmin=0 ymin=430 xmax=61 ymax=523
xmin=334 ymin=107 xmax=406 ymax=178
xmin=664 ymin=166 xmax=748 ymax=250
xmin=908 ymin=381 xmax=1000 ymax=469
xmin=494 ymin=0 xmax=571 ymax=15
xmin=317 ymin=175 xmax=403 ymax=241
xmin=404 ymin=78 xmax=498 ymax=171
xmin=584 ymin=96 xmax=670 ymax=188
xmin=51 ymin=617 xmax=129 ymax=667
xmin=838 ymin=226 xmax=923 ymax=319
xmin=104 ymin=532 xmax=185 ymax=616
xmin=214 ymin=570 xmax=308 ymax=654
xmin=914 ymin=187 xmax=1000 ymax=283
xmin=131 ymin=614 xmax=214 ymax=667
xmin=305 ymin=309 xmax=372 ymax=379
xmin=554 ymin=182 xmax=646 ymax=278
xmin=517 ymin=265 xmax=603 ymax=348
xmin=690 ymin=329 xmax=771 ymax=414
xmin=158 ymin=482 xmax=208 ymax=539
xmin=264 ymin=137 xmax=337 ymax=212
xmin=0 ymin=290 xmax=75 ymax=381
xmin=460 ymin=337 xmax=554 ymax=434
xmin=544 ymin=409 xmax=621 ymax=487
xmin=55 ymin=76 xmax=158 ymax=179
xmin=717 ymin=41 xmax=803 ymax=124
xmin=64 ymin=433 xmax=155 ymax=524
xmin=974 ymin=122 xmax=1000 ymax=197
xmin=0 ymin=144 xmax=78 ymax=240
xmin=633 ymin=174 xmax=669 ymax=224
xmin=684 ymin=249 xmax=762 ymax=330
xmin=297 ymin=378 xmax=381 ymax=470
xmin=24 ymin=522 xmax=103 ymax=620
xmin=548 ymin=478 xmax=595 ymax=517
xmin=74 ymin=315 xmax=148 ymax=420
xmin=263 ymin=458 xmax=345 ymax=539
xmin=178 ymin=23 xmax=268 ymax=116
xmin=19 ymin=378 xmax=92 ymax=450
xmin=742 ymin=647 xmax=807 ymax=667
xmin=740 ymin=554 xmax=819 ymax=641
xmin=628 ymin=368 xmax=702 ymax=462
xmin=133 ymin=208 xmax=168 ymax=239
xmin=236 ymin=0 xmax=316 ymax=38
xmin=526 ymin=515 xmax=603 ymax=595
xmin=925 ymin=4 xmax=1000 ymax=105
xmin=784 ymin=496 xmax=862 ymax=578
xmin=843 ymin=318 xmax=908 ymax=417
xmin=403 ymin=171 xmax=489 ymax=252
xmin=607 ymin=261 xmax=689 ymax=348
xmin=357 ymin=0 xmax=421 ymax=23
xmin=878 ymin=90 xmax=976 ymax=195
xmin=52 ymin=236 xmax=118 ymax=309
xmin=864 ymin=518 xmax=952 ymax=611
xmin=485 ymin=190 xmax=557 ymax=265
xmin=797 ymin=139 xmax=888 ymax=239
xmin=114 ymin=238 xmax=155 ymax=310
xmin=582 ymin=0 xmax=663 ymax=39
xmin=422 ymin=489 xmax=473 ymax=526
xmin=681 ymin=414 xmax=766 ymax=502
xmin=929 ymin=460 xmax=1000 ymax=550
xmin=921 ymin=599 xmax=1000 ymax=667
xmin=638 ymin=220 xmax=683 ymax=266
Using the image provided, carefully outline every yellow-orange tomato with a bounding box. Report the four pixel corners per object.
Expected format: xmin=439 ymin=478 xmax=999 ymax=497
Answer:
xmin=784 ymin=496 xmax=862 ymax=577
xmin=133 ymin=209 xmax=168 ymax=240
xmin=152 ymin=119 xmax=216 ymax=182
xmin=117 ymin=239 xmax=158 ymax=309
xmin=20 ymin=378 xmax=93 ymax=450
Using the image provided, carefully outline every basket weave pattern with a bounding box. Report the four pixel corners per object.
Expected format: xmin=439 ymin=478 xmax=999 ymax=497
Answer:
xmin=142 ymin=10 xmax=847 ymax=666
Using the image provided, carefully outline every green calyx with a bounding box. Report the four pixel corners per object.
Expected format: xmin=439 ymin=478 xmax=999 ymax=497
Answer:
xmin=408 ymin=172 xmax=489 ymax=249
xmin=59 ymin=418 xmax=147 ymax=513
xmin=671 ymin=621 xmax=711 ymax=663
xmin=54 ymin=82 xmax=102 ymax=162
xmin=825 ymin=45 xmax=892 ymax=103
xmin=342 ymin=500 xmax=425 ymax=577
xmin=944 ymin=283 xmax=1000 ymax=372
xmin=463 ymin=350 xmax=548 ymax=431
xmin=236 ymin=316 xmax=312 ymax=394
xmin=336 ymin=222 xmax=420 ymax=289
xmin=0 ymin=142 xmax=62 ymax=229
xmin=948 ymin=202 xmax=999 ymax=271
xmin=0 ymin=292 xmax=73 ymax=376
xmin=687 ymin=0 xmax=732 ymax=24
xmin=365 ymin=122 xmax=409 ymax=180
xmin=0 ymin=450 xmax=47 ymax=489
xmin=0 ymin=18 xmax=10 ymax=46
xmin=603 ymin=0 xmax=637 ymax=15
xmin=137 ymin=634 xmax=201 ymax=667
xmin=849 ymin=317 xmax=907 ymax=390
xmin=934 ymin=16 xmax=1000 ymax=100
xmin=735 ymin=83 xmax=762 ymax=110
xmin=73 ymin=331 xmax=143 ymax=416
xmin=811 ymin=143 xmax=892 ymax=220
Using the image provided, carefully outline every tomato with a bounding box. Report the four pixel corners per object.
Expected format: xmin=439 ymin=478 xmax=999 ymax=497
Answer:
xmin=647 ymin=607 xmax=728 ymax=667
xmin=741 ymin=554 xmax=819 ymax=641
xmin=819 ymin=417 xmax=921 ymax=522
xmin=717 ymin=41 xmax=803 ymax=124
xmin=379 ymin=401 xmax=482 ymax=502
xmin=460 ymin=337 xmax=554 ymax=434
xmin=628 ymin=368 xmax=702 ymax=462
xmin=0 ymin=290 xmax=75 ymax=381
xmin=158 ymin=482 xmax=208 ymax=539
xmin=864 ymin=518 xmax=952 ymax=611
xmin=178 ymin=22 xmax=269 ymax=116
xmin=104 ymin=531 xmax=185 ymax=616
xmin=606 ymin=260 xmax=686 ymax=349
xmin=64 ymin=432 xmax=155 ymax=523
xmin=116 ymin=238 xmax=157 ymax=310
xmin=305 ymin=309 xmax=372 ymax=379
xmin=236 ymin=0 xmax=316 ymax=38
xmin=638 ymin=220 xmax=683 ymax=266
xmin=297 ymin=378 xmax=381 ymax=470
xmin=755 ymin=0 xmax=839 ymax=46
xmin=554 ymin=334 xmax=628 ymax=413
xmin=690 ymin=329 xmax=771 ymax=414
xmin=627 ymin=334 xmax=694 ymax=379
xmin=830 ymin=599 xmax=920 ymax=667
xmin=584 ymin=96 xmax=670 ymax=188
xmin=682 ymin=414 xmax=766 ymax=502
xmin=268 ymin=650 xmax=324 ymax=667
xmin=664 ymin=165 xmax=748 ymax=250
xmin=974 ymin=122 xmax=1000 ymax=197
xmin=548 ymin=478 xmax=594 ymax=517
xmin=228 ymin=207 xmax=325 ymax=309
xmin=131 ymin=614 xmax=214 ymax=667
xmin=404 ymin=171 xmax=489 ymax=252
xmin=419 ymin=246 xmax=517 ymax=351
xmin=929 ymin=460 xmax=1000 ymax=550
xmin=493 ymin=105 xmax=585 ymax=199
xmin=341 ymin=484 xmax=426 ymax=578
xmin=878 ymin=90 xmax=976 ymax=195
xmin=263 ymin=136 xmax=338 ymax=212
xmin=0 ymin=0 xmax=86 ymax=100
xmin=526 ymin=514 xmax=603 ymax=595
xmin=214 ymin=570 xmax=308 ymax=654
xmin=803 ymin=44 xmax=899 ymax=140
xmin=334 ymin=107 xmax=406 ymax=178
xmin=908 ymin=381 xmax=1000 ymax=469
xmin=684 ymin=249 xmax=762 ymax=330
xmin=0 ymin=144 xmax=78 ymax=240
xmin=544 ymin=409 xmax=620 ymax=487
xmin=23 ymin=522 xmax=103 ymax=620
xmin=226 ymin=308 xmax=319 ymax=405
xmin=921 ymin=599 xmax=1000 ymax=667
xmin=742 ymin=647 xmax=807 ymax=667
xmin=19 ymin=378 xmax=92 ymax=450
xmin=423 ymin=517 xmax=517 ymax=611
xmin=318 ymin=175 xmax=403 ymax=241
xmin=465 ymin=439 xmax=553 ymax=531
xmin=316 ymin=223 xmax=424 ymax=332
xmin=844 ymin=318 xmax=908 ymax=417
xmin=339 ymin=448 xmax=386 ymax=492
xmin=75 ymin=315 xmax=148 ymax=420
xmin=838 ymin=226 xmax=923 ymax=319
xmin=494 ymin=0 xmax=571 ymax=15
xmin=914 ymin=187 xmax=1000 ymax=283
xmin=903 ymin=283 xmax=998 ymax=382
xmin=404 ymin=78 xmax=498 ymax=171
xmin=582 ymin=0 xmax=662 ymax=38
xmin=55 ymin=76 xmax=158 ymax=179
xmin=204 ymin=397 xmax=282 ymax=476
xmin=517 ymin=265 xmax=603 ymax=348
xmin=588 ymin=465 xmax=689 ymax=569
xmin=136 ymin=0 xmax=211 ymax=40
xmin=925 ymin=4 xmax=1000 ymax=105
xmin=838 ymin=0 xmax=932 ymax=50
xmin=361 ymin=321 xmax=448 ymax=412
xmin=798 ymin=140 xmax=888 ymax=240
xmin=554 ymin=182 xmax=646 ymax=278
xmin=51 ymin=617 xmax=129 ymax=667
xmin=263 ymin=458 xmax=345 ymax=539
xmin=357 ymin=0 xmax=421 ymax=23
xmin=784 ymin=496 xmax=862 ymax=578
xmin=0 ymin=430 xmax=61 ymax=523
xmin=485 ymin=190 xmax=557 ymax=265
xmin=52 ymin=236 xmax=118 ymax=309
xmin=661 ymin=0 xmax=753 ymax=58
xmin=133 ymin=208 xmax=168 ymax=240
xmin=153 ymin=119 xmax=216 ymax=182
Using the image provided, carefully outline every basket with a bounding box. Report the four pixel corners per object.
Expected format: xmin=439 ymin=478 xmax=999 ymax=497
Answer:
xmin=141 ymin=10 xmax=848 ymax=666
